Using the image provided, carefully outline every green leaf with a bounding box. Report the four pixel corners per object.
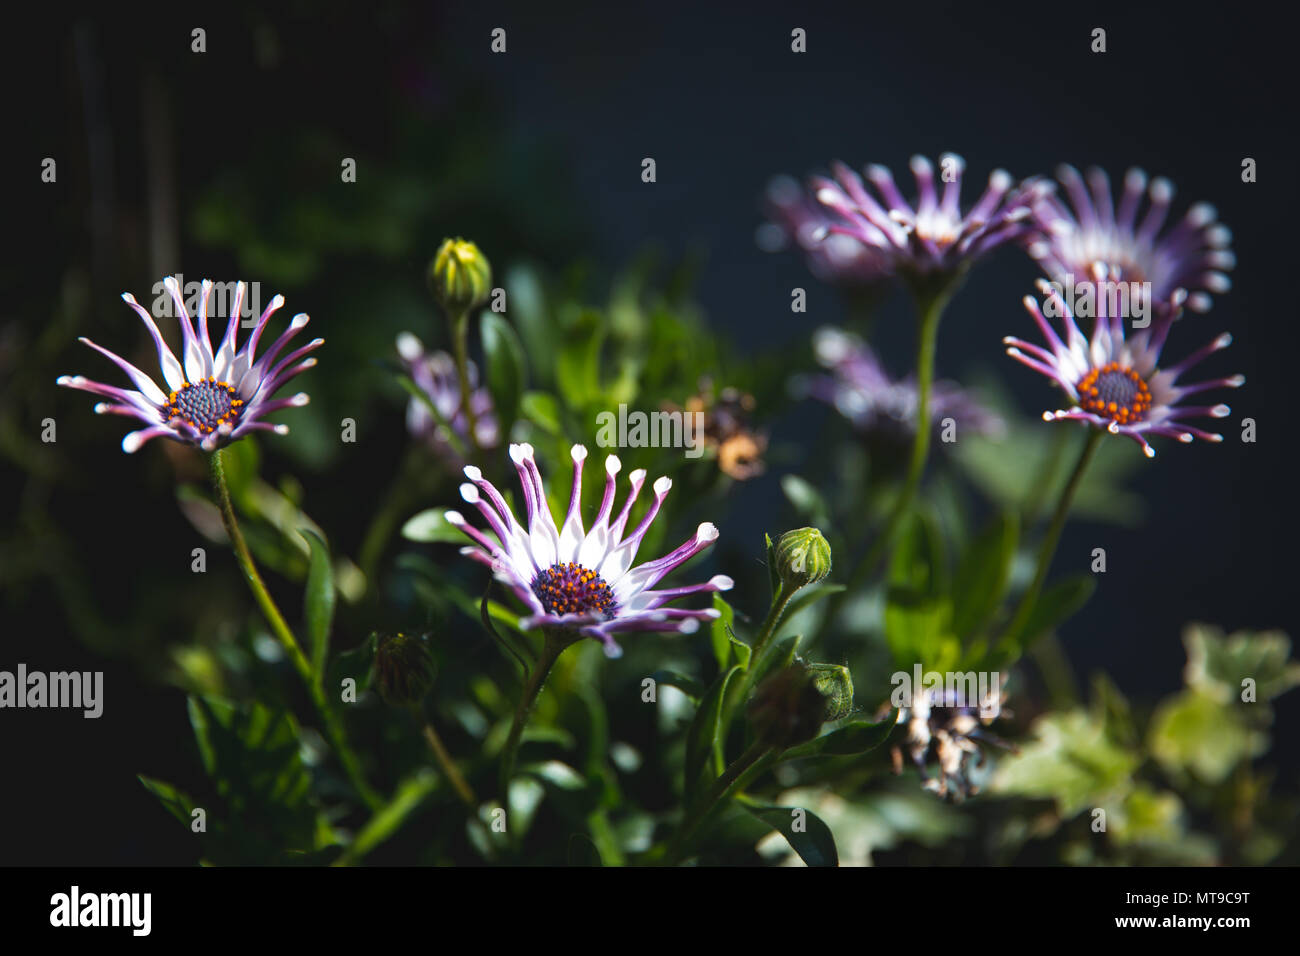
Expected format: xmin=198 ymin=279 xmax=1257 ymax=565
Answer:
xmin=710 ymin=593 xmax=736 ymax=671
xmin=556 ymin=309 xmax=605 ymax=408
xmin=301 ymin=529 xmax=334 ymax=678
xmin=884 ymin=589 xmax=957 ymax=673
xmin=781 ymin=712 xmax=898 ymax=760
xmin=685 ymin=666 xmax=740 ymax=802
xmin=765 ymin=533 xmax=779 ymax=602
xmin=780 ymin=475 xmax=830 ymax=526
xmin=1018 ymin=575 xmax=1096 ymax=650
xmin=743 ymin=805 xmax=838 ymax=867
xmin=520 ymin=390 xmax=563 ymax=435
xmin=185 ymin=695 xmax=321 ymax=860
xmin=648 ymin=669 xmax=706 ymax=701
xmin=481 ymin=311 xmax=527 ymax=435
xmin=137 ymin=775 xmax=198 ymax=828
xmin=401 ymin=508 xmax=466 ymax=543
xmin=950 ymin=510 xmax=1018 ymax=640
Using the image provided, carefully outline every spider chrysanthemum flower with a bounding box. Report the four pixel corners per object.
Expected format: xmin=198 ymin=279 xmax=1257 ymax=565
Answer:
xmin=445 ymin=443 xmax=732 ymax=658
xmin=810 ymin=153 xmax=1049 ymax=278
xmin=1027 ymin=165 xmax=1234 ymax=315
xmin=1004 ymin=281 xmax=1244 ymax=458
xmin=58 ymin=276 xmax=321 ymax=453
xmin=396 ymin=332 xmax=498 ymax=459
xmin=757 ymin=175 xmax=894 ymax=288
xmin=800 ymin=327 xmax=1004 ymax=440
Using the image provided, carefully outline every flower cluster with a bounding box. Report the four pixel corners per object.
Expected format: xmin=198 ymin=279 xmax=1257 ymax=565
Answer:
xmin=892 ymin=685 xmax=1014 ymax=800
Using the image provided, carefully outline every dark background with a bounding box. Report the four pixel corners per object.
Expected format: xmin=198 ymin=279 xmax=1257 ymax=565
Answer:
xmin=2 ymin=0 xmax=1296 ymax=864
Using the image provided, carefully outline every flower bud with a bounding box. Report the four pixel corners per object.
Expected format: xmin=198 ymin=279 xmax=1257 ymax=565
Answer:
xmin=807 ymin=662 xmax=854 ymax=721
xmin=372 ymin=632 xmax=437 ymax=706
xmin=428 ymin=238 xmax=492 ymax=315
xmin=773 ymin=527 xmax=832 ymax=591
xmin=747 ymin=662 xmax=830 ymax=748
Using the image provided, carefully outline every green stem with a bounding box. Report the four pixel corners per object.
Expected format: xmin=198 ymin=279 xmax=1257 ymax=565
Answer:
xmin=824 ymin=287 xmax=951 ymax=631
xmin=498 ymin=629 xmax=570 ymax=800
xmin=661 ymin=740 xmax=777 ymax=865
xmin=451 ymin=310 xmax=482 ymax=458
xmin=724 ymin=583 xmax=796 ymax=726
xmin=419 ymin=710 xmax=477 ymax=808
xmin=999 ymin=428 xmax=1102 ymax=651
xmin=209 ymin=449 xmax=382 ymax=810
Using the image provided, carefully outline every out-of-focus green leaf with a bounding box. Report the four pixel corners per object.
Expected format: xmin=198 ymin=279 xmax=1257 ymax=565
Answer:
xmin=992 ymin=709 xmax=1139 ymax=817
xmin=301 ymin=529 xmax=334 ymax=678
xmin=1148 ymin=689 xmax=1266 ymax=784
xmin=1016 ymin=575 xmax=1095 ymax=650
xmin=951 ymin=510 xmax=1017 ymax=640
xmin=481 ymin=311 xmax=527 ymax=436
xmin=1181 ymin=623 xmax=1300 ymax=704
xmin=648 ymin=669 xmax=705 ymax=702
xmin=781 ymin=475 xmax=830 ymax=527
xmin=520 ymin=391 xmax=562 ymax=435
xmin=401 ymin=508 xmax=466 ymax=543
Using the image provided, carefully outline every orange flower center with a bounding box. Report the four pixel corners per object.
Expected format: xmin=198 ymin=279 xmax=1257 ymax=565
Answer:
xmin=1077 ymin=362 xmax=1151 ymax=425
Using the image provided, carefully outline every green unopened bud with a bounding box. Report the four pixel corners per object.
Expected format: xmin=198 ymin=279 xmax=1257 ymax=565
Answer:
xmin=773 ymin=527 xmax=832 ymax=591
xmin=747 ymin=662 xmax=829 ymax=748
xmin=807 ymin=662 xmax=854 ymax=721
xmin=372 ymin=632 xmax=437 ymax=706
xmin=429 ymin=238 xmax=492 ymax=315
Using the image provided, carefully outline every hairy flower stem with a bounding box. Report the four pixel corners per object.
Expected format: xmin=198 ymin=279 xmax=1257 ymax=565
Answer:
xmin=209 ymin=449 xmax=382 ymax=811
xmin=999 ymin=428 xmax=1102 ymax=652
xmin=417 ymin=708 xmax=476 ymax=807
xmin=661 ymin=740 xmax=778 ymax=865
xmin=825 ymin=287 xmax=951 ymax=630
xmin=498 ymin=629 xmax=571 ymax=800
xmin=450 ymin=310 xmax=481 ymax=458
xmin=723 ymin=583 xmax=795 ymax=731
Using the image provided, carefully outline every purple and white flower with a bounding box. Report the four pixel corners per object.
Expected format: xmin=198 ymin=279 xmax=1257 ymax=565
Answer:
xmin=396 ymin=332 xmax=497 ymax=459
xmin=801 ymin=327 xmax=1004 ymax=440
xmin=1005 ymin=280 xmax=1244 ymax=458
xmin=810 ymin=153 xmax=1049 ymax=278
xmin=445 ymin=443 xmax=731 ymax=658
xmin=1026 ymin=165 xmax=1234 ymax=315
xmin=58 ymin=276 xmax=320 ymax=453
xmin=758 ymin=175 xmax=893 ymax=288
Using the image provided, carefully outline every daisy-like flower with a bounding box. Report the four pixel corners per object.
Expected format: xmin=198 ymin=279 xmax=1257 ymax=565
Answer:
xmin=890 ymin=684 xmax=1014 ymax=800
xmin=800 ymin=327 xmax=1004 ymax=441
xmin=1027 ymin=165 xmax=1234 ymax=315
xmin=1004 ymin=280 xmax=1244 ymax=458
xmin=58 ymin=276 xmax=320 ymax=453
xmin=810 ymin=153 xmax=1049 ymax=278
xmin=757 ymin=175 xmax=893 ymax=288
xmin=445 ymin=443 xmax=732 ymax=658
xmin=396 ymin=332 xmax=498 ymax=459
